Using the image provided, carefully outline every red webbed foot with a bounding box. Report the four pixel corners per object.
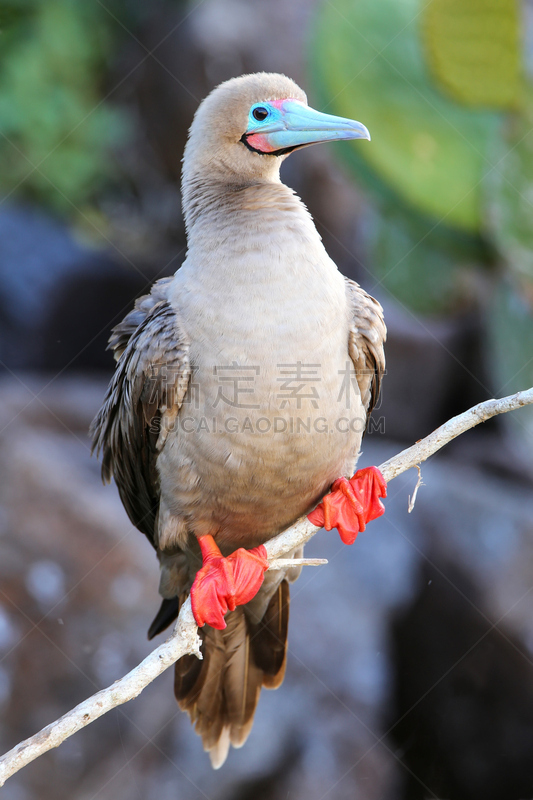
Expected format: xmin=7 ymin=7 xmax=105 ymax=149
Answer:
xmin=190 ymin=535 xmax=268 ymax=630
xmin=307 ymin=466 xmax=387 ymax=544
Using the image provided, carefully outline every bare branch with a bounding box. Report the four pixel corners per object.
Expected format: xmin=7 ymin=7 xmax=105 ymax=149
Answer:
xmin=268 ymin=557 xmax=328 ymax=569
xmin=378 ymin=387 xmax=533 ymax=483
xmin=1 ymin=387 xmax=532 ymax=786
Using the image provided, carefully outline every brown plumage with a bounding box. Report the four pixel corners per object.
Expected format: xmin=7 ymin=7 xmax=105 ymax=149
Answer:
xmin=174 ymin=581 xmax=289 ymax=767
xmin=91 ymin=72 xmax=385 ymax=767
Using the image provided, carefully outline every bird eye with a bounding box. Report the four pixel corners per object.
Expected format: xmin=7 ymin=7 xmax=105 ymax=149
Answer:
xmin=252 ymin=106 xmax=269 ymax=121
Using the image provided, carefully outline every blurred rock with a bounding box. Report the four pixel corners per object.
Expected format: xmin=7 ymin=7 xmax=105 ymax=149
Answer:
xmin=391 ymin=562 xmax=533 ymax=800
xmin=0 ymin=378 xmax=532 ymax=798
xmin=379 ymin=444 xmax=533 ymax=799
xmin=0 ymin=205 xmax=166 ymax=373
xmin=0 ymin=375 xmax=162 ymax=799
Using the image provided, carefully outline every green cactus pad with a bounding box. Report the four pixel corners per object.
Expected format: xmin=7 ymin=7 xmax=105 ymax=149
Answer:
xmin=423 ymin=0 xmax=520 ymax=110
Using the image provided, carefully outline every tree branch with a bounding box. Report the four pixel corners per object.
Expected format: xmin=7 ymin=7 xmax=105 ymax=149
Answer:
xmin=1 ymin=387 xmax=532 ymax=786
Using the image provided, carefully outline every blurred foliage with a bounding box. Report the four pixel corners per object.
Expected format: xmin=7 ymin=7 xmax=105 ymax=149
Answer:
xmin=423 ymin=0 xmax=520 ymax=109
xmin=0 ymin=0 xmax=130 ymax=214
xmin=312 ymin=0 xmax=529 ymax=304
xmin=485 ymin=89 xmax=533 ymax=434
xmin=0 ymin=0 xmax=187 ymax=217
xmin=312 ymin=0 xmax=503 ymax=234
xmin=487 ymin=94 xmax=533 ymax=289
xmin=369 ymin=204 xmax=484 ymax=315
xmin=0 ymin=0 xmax=35 ymax=29
xmin=488 ymin=277 xmax=533 ymax=440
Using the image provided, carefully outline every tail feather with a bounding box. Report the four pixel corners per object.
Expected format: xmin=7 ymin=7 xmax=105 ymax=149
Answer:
xmin=176 ymin=627 xmax=226 ymax=750
xmin=208 ymin=726 xmax=231 ymax=769
xmin=249 ymin=580 xmax=289 ymax=688
xmin=173 ymin=579 xmax=291 ymax=767
xmin=224 ymin=611 xmax=263 ymax=747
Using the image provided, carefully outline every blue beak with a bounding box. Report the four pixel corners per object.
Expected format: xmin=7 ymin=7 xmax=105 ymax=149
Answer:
xmin=243 ymin=99 xmax=370 ymax=155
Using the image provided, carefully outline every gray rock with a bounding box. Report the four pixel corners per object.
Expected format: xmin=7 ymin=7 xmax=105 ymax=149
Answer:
xmin=0 ymin=206 xmax=159 ymax=372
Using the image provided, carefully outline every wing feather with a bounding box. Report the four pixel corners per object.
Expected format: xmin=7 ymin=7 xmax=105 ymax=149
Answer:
xmin=345 ymin=277 xmax=386 ymax=416
xmin=90 ymin=281 xmax=191 ymax=544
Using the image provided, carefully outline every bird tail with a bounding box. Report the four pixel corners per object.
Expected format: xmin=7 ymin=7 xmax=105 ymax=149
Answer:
xmin=174 ymin=579 xmax=290 ymax=768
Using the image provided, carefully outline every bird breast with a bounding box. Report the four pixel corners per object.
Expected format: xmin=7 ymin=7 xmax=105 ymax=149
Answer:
xmin=158 ymin=197 xmax=365 ymax=549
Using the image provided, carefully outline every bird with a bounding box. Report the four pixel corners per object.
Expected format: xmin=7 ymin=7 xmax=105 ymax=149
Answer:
xmin=91 ymin=72 xmax=386 ymax=768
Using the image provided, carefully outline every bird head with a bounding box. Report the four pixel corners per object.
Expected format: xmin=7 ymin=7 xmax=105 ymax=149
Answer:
xmin=182 ymin=72 xmax=370 ymax=188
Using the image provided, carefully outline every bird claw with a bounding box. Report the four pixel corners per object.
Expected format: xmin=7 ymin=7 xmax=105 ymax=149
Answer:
xmin=190 ymin=535 xmax=268 ymax=629
xmin=307 ymin=466 xmax=387 ymax=544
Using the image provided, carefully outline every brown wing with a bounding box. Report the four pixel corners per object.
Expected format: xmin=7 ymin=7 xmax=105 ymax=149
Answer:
xmin=345 ymin=277 xmax=386 ymax=416
xmin=90 ymin=282 xmax=191 ymax=545
xmin=107 ymin=277 xmax=174 ymax=361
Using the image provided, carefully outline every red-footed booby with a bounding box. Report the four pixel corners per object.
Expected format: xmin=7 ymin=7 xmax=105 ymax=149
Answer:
xmin=91 ymin=73 xmax=386 ymax=768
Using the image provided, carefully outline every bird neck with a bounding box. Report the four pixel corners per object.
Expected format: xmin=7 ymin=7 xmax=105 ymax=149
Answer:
xmin=181 ymin=177 xmax=321 ymax=260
